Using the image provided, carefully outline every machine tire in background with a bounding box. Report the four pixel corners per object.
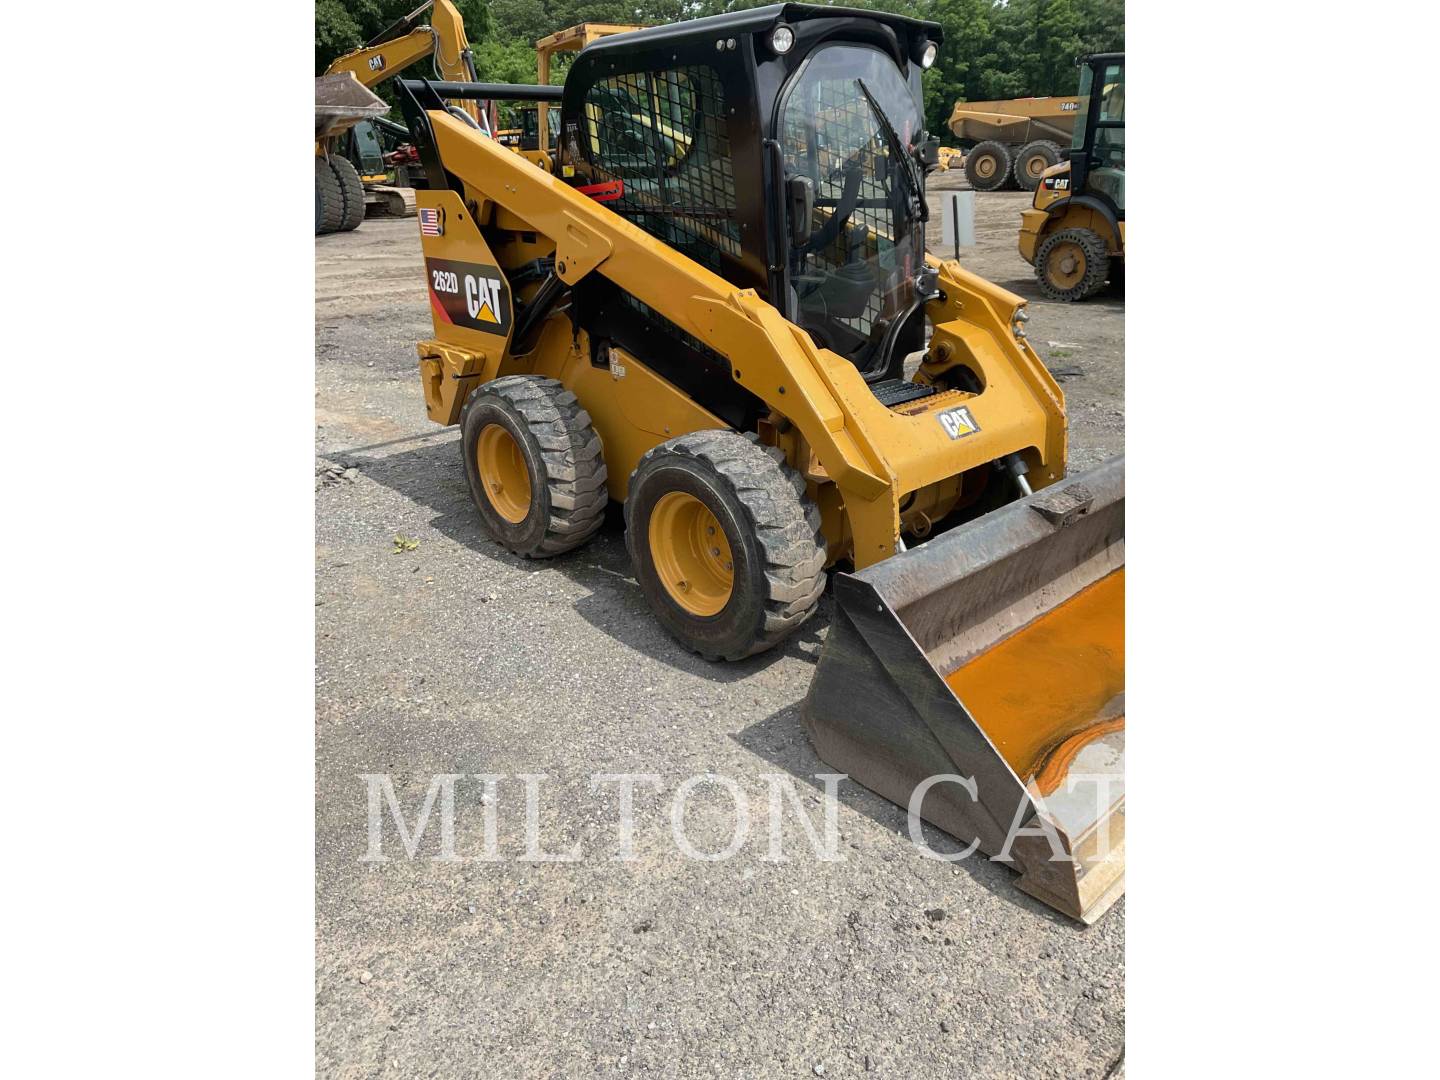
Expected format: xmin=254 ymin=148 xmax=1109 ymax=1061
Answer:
xmin=964 ymin=140 xmax=1013 ymax=191
xmin=626 ymin=431 xmax=826 ymax=661
xmin=460 ymin=375 xmax=609 ymax=557
xmin=1015 ymin=140 xmax=1063 ymax=191
xmin=329 ymin=155 xmax=366 ymax=232
xmin=315 ymin=156 xmax=345 ymax=235
xmin=1035 ymin=227 xmax=1110 ymax=302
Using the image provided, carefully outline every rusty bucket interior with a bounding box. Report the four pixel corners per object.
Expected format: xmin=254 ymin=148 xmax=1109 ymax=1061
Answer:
xmin=802 ymin=456 xmax=1125 ymax=923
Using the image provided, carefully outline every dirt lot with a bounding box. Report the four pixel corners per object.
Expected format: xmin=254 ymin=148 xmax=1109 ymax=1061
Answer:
xmin=315 ymin=180 xmax=1124 ymax=1078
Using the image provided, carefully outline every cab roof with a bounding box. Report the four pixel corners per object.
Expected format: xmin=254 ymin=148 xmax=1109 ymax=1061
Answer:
xmin=578 ymin=4 xmax=943 ymax=56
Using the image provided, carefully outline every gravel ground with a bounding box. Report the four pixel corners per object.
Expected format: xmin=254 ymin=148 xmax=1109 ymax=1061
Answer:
xmin=315 ymin=179 xmax=1125 ymax=1079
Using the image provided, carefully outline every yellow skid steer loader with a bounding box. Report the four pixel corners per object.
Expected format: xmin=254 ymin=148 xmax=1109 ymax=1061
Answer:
xmin=395 ymin=4 xmax=1124 ymax=922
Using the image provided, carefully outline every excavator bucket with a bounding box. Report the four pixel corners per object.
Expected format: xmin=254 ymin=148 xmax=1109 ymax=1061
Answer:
xmin=803 ymin=457 xmax=1124 ymax=923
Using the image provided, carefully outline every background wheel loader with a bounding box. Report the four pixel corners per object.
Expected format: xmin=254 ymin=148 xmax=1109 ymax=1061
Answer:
xmin=1020 ymin=53 xmax=1125 ymax=301
xmin=395 ymin=4 xmax=1124 ymax=923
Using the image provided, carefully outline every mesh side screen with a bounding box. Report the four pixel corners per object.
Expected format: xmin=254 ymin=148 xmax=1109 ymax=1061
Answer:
xmin=583 ymin=65 xmax=740 ymax=274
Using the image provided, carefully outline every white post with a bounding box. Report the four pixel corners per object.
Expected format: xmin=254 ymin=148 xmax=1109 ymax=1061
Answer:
xmin=941 ymin=191 xmax=976 ymax=259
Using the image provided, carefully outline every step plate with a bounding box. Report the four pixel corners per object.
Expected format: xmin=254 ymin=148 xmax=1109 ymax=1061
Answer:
xmin=871 ymin=379 xmax=941 ymax=409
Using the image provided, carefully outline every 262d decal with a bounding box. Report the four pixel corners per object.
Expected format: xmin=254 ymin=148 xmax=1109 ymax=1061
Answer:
xmin=424 ymin=258 xmax=512 ymax=336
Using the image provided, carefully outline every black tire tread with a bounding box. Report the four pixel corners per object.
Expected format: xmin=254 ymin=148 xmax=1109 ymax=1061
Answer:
xmin=1035 ymin=227 xmax=1110 ymax=302
xmin=626 ymin=430 xmax=826 ymax=660
xmin=329 ymin=155 xmax=365 ymax=232
xmin=463 ymin=375 xmax=608 ymax=557
xmin=315 ymin=156 xmax=344 ymax=235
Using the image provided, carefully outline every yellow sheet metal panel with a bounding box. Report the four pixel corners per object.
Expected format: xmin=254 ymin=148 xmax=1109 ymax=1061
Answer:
xmin=416 ymin=341 xmax=490 ymax=425
xmin=414 ymin=190 xmax=516 ymax=355
xmin=1018 ymin=209 xmax=1047 ymax=264
xmin=947 ymin=96 xmax=1081 ymax=143
xmin=525 ymin=327 xmax=727 ymax=503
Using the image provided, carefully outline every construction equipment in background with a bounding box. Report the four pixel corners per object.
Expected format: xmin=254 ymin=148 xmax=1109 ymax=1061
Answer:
xmin=533 ymin=22 xmax=646 ymax=164
xmin=369 ymin=115 xmax=429 ymax=197
xmin=934 ymin=145 xmax=964 ymax=171
xmin=317 ymin=0 xmax=484 ymax=230
xmin=396 ymin=3 xmax=1123 ymax=923
xmin=315 ymin=73 xmax=388 ymax=234
xmin=494 ymin=25 xmax=648 ymax=167
xmin=948 ymin=94 xmax=1081 ymax=192
xmin=1019 ymin=54 xmax=1125 ymax=301
xmin=496 ymin=106 xmax=559 ymax=153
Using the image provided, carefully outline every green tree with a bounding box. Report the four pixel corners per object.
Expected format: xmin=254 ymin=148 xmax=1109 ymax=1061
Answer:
xmin=317 ymin=0 xmax=1126 ymax=136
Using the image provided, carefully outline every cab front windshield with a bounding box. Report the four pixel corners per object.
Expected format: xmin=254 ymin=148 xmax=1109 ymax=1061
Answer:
xmin=781 ymin=45 xmax=923 ymax=373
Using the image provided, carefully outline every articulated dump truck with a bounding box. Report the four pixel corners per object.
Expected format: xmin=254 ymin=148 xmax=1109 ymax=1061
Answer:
xmin=948 ymin=95 xmax=1081 ymax=192
xmin=395 ymin=3 xmax=1125 ymax=923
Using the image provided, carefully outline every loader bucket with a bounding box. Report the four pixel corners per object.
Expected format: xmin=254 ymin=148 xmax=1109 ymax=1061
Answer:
xmin=802 ymin=457 xmax=1124 ymax=923
xmin=315 ymin=73 xmax=388 ymax=141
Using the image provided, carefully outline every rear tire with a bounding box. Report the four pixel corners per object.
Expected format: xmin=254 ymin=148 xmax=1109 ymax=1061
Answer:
xmin=1035 ymin=227 xmax=1110 ymax=302
xmin=1015 ymin=140 xmax=1063 ymax=191
xmin=964 ymin=140 xmax=1012 ymax=192
xmin=626 ymin=431 xmax=825 ymax=661
xmin=329 ymin=155 xmax=365 ymax=232
xmin=460 ymin=375 xmax=608 ymax=558
xmin=315 ymin=156 xmax=344 ymax=235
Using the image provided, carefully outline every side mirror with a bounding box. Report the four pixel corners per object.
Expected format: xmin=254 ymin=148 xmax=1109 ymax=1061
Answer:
xmin=787 ymin=175 xmax=815 ymax=248
xmin=917 ymin=135 xmax=940 ymax=169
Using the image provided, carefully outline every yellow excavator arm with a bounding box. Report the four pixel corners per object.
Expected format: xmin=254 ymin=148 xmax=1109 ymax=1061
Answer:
xmin=324 ymin=1 xmax=478 ymax=106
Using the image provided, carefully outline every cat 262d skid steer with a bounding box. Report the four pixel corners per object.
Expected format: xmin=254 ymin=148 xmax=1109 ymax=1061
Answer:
xmin=397 ymin=4 xmax=1124 ymax=923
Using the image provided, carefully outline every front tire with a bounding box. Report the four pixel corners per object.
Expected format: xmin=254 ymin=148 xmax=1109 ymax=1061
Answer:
xmin=460 ymin=376 xmax=608 ymax=558
xmin=626 ymin=432 xmax=825 ymax=661
xmin=1035 ymin=227 xmax=1110 ymax=302
xmin=964 ymin=140 xmax=1013 ymax=192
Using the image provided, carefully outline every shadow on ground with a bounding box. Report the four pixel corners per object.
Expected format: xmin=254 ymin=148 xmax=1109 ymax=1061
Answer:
xmin=731 ymin=702 xmax=1076 ymax=925
xmin=995 ymin=275 xmax=1127 ymax=309
xmin=328 ymin=431 xmax=828 ymax=683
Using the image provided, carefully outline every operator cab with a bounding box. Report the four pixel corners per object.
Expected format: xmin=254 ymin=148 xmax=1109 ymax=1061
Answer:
xmin=557 ymin=4 xmax=942 ymax=397
xmin=1069 ymin=54 xmax=1125 ymax=218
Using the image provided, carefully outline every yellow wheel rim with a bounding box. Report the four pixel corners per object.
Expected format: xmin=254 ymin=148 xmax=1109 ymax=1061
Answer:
xmin=1045 ymin=241 xmax=1086 ymax=289
xmin=974 ymin=154 xmax=996 ymax=179
xmin=1026 ymin=155 xmax=1047 ymax=178
xmin=648 ymin=491 xmax=734 ymax=617
xmin=476 ymin=424 xmax=531 ymax=524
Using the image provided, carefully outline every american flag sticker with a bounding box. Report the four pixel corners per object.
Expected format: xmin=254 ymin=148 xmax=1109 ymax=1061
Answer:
xmin=419 ymin=208 xmax=443 ymax=237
